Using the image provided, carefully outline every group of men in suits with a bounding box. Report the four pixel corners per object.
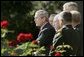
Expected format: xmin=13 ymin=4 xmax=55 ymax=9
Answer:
xmin=33 ymin=2 xmax=82 ymax=56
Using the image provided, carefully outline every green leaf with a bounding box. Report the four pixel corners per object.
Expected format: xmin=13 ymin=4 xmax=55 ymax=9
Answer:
xmin=15 ymin=42 xmax=30 ymax=50
xmin=20 ymin=49 xmax=33 ymax=56
xmin=29 ymin=42 xmax=39 ymax=48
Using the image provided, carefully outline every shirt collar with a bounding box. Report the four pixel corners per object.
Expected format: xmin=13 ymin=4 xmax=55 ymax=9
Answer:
xmin=40 ymin=22 xmax=48 ymax=30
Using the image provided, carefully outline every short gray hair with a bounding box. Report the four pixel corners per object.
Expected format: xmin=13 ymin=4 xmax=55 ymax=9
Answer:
xmin=35 ymin=10 xmax=49 ymax=18
xmin=70 ymin=10 xmax=81 ymax=23
xmin=49 ymin=14 xmax=56 ymax=20
xmin=63 ymin=2 xmax=78 ymax=11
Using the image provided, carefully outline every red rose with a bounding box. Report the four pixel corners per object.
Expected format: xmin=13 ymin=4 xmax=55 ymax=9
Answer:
xmin=8 ymin=40 xmax=18 ymax=47
xmin=17 ymin=33 xmax=26 ymax=42
xmin=54 ymin=52 xmax=62 ymax=56
xmin=32 ymin=40 xmax=38 ymax=44
xmin=25 ymin=33 xmax=33 ymax=40
xmin=17 ymin=33 xmax=33 ymax=43
xmin=1 ymin=20 xmax=9 ymax=28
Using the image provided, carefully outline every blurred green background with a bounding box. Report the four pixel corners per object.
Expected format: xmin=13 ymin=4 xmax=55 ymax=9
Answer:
xmin=1 ymin=1 xmax=83 ymax=40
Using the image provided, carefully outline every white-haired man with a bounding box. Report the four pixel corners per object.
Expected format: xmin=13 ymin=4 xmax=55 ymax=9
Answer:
xmin=34 ymin=10 xmax=55 ymax=56
xmin=53 ymin=14 xmax=63 ymax=32
xmin=50 ymin=11 xmax=80 ymax=56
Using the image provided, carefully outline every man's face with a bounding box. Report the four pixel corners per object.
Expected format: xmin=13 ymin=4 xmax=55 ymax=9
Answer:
xmin=53 ymin=18 xmax=63 ymax=31
xmin=53 ymin=19 xmax=60 ymax=31
xmin=34 ymin=13 xmax=44 ymax=27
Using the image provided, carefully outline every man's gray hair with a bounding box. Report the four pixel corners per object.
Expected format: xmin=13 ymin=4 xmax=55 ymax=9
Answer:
xmin=70 ymin=10 xmax=81 ymax=23
xmin=53 ymin=14 xmax=63 ymax=31
xmin=49 ymin=14 xmax=56 ymax=20
xmin=35 ymin=10 xmax=49 ymax=18
xmin=63 ymin=2 xmax=78 ymax=11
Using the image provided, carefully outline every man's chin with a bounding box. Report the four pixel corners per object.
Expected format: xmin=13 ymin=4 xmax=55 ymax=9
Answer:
xmin=36 ymin=24 xmax=40 ymax=27
xmin=36 ymin=24 xmax=41 ymax=28
xmin=35 ymin=24 xmax=40 ymax=28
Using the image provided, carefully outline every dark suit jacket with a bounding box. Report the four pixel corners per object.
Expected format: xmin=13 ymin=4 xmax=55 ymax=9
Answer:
xmin=74 ymin=24 xmax=83 ymax=56
xmin=36 ymin=22 xmax=55 ymax=47
xmin=54 ymin=25 xmax=80 ymax=55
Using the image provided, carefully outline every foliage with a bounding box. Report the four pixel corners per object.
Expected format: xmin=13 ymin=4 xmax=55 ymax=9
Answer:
xmin=50 ymin=43 xmax=73 ymax=56
xmin=1 ymin=20 xmax=45 ymax=56
xmin=1 ymin=28 xmax=45 ymax=56
xmin=1 ymin=1 xmax=63 ymax=39
xmin=1 ymin=1 xmax=64 ymax=56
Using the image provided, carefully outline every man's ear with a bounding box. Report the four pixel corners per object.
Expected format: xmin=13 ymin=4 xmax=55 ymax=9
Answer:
xmin=61 ymin=19 xmax=64 ymax=25
xmin=61 ymin=19 xmax=63 ymax=25
xmin=41 ymin=17 xmax=46 ymax=22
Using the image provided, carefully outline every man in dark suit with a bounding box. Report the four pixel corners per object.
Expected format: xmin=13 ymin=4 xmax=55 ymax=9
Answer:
xmin=34 ymin=10 xmax=55 ymax=56
xmin=70 ymin=10 xmax=83 ymax=56
xmin=51 ymin=11 xmax=80 ymax=56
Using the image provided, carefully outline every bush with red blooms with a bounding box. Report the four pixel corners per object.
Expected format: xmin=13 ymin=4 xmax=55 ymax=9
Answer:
xmin=54 ymin=52 xmax=62 ymax=56
xmin=17 ymin=33 xmax=33 ymax=43
xmin=1 ymin=20 xmax=9 ymax=29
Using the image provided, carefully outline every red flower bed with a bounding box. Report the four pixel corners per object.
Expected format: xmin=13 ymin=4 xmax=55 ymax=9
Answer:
xmin=1 ymin=20 xmax=9 ymax=29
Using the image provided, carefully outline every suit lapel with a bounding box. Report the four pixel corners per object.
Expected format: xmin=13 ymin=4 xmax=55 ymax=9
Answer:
xmin=38 ymin=28 xmax=47 ymax=37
